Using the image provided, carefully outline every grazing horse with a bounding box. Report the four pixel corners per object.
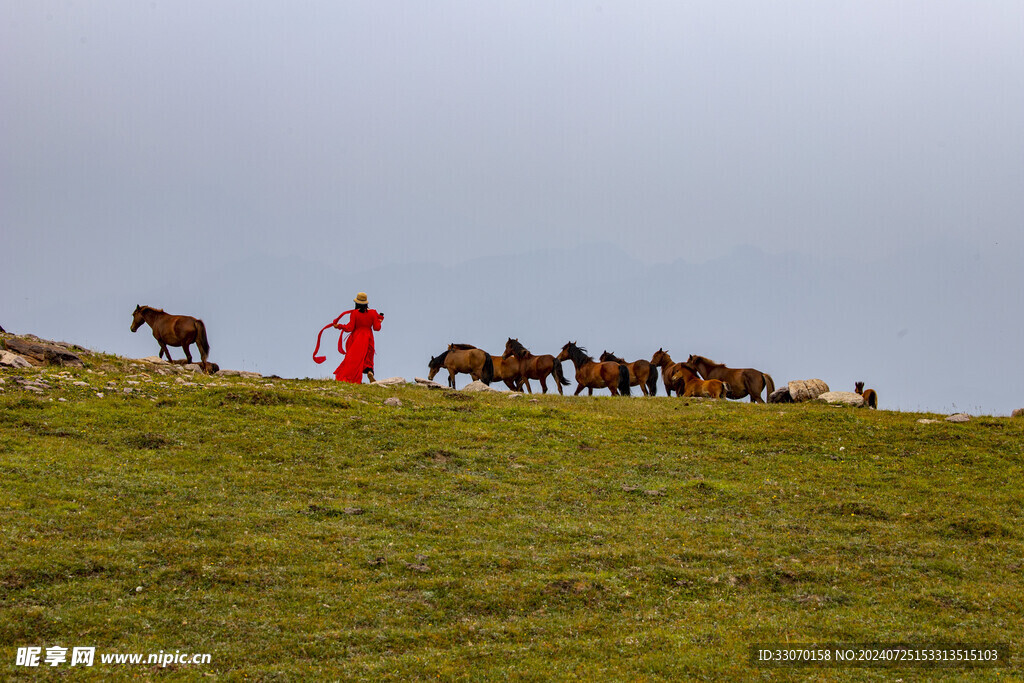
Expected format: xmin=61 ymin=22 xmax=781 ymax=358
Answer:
xmin=855 ymin=381 xmax=878 ymax=409
xmin=427 ymin=344 xmax=494 ymax=389
xmin=650 ymin=350 xmax=727 ymax=398
xmin=130 ymin=305 xmax=210 ymax=366
xmin=491 ymin=354 xmax=531 ymax=392
xmin=502 ymin=338 xmax=569 ymax=395
xmin=687 ymin=355 xmax=774 ymax=403
xmin=556 ymin=342 xmax=631 ymax=396
xmin=599 ymin=351 xmax=658 ymax=396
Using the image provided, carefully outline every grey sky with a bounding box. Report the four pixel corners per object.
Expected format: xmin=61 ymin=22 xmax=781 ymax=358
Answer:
xmin=3 ymin=2 xmax=1023 ymax=413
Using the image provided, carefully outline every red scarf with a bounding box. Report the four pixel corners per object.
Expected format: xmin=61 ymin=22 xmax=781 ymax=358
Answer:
xmin=312 ymin=311 xmax=353 ymax=364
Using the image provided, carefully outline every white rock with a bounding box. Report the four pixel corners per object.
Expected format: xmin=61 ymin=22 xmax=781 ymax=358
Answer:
xmin=383 ymin=397 xmax=402 ymax=407
xmin=414 ymin=377 xmax=445 ymax=388
xmin=815 ymin=391 xmax=866 ymax=407
xmin=370 ymin=376 xmax=407 ymax=386
xmin=917 ymin=419 xmax=940 ymax=424
xmin=463 ymin=380 xmax=497 ymax=392
xmin=945 ymin=413 xmax=971 ymax=423
xmin=0 ymin=350 xmax=33 ymax=368
xmin=140 ymin=356 xmax=169 ymax=364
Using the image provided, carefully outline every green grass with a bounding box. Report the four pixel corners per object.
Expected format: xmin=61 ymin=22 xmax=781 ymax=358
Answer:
xmin=1 ymin=353 xmax=1022 ymax=680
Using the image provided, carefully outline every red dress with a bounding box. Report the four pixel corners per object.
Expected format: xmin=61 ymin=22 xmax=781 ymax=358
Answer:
xmin=334 ymin=309 xmax=383 ymax=383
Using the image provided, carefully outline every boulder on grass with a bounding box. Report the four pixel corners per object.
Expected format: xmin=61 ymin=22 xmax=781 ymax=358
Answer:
xmin=815 ymin=391 xmax=866 ymax=407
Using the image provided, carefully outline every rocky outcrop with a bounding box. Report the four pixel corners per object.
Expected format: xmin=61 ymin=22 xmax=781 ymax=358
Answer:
xmin=1012 ymin=408 xmax=1024 ymax=418
xmin=0 ymin=350 xmax=33 ymax=369
xmin=4 ymin=338 xmax=84 ymax=367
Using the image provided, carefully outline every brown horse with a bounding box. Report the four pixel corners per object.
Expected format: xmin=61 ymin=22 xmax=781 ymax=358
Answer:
xmin=650 ymin=348 xmax=687 ymax=395
xmin=599 ymin=351 xmax=658 ymax=396
xmin=556 ymin=342 xmax=631 ymax=396
xmin=687 ymin=355 xmax=774 ymax=403
xmin=427 ymin=344 xmax=494 ymax=389
xmin=491 ymin=354 xmax=530 ymax=392
xmin=131 ymin=305 xmax=210 ymax=366
xmin=502 ymin=338 xmax=569 ymax=395
xmin=673 ymin=363 xmax=729 ymax=399
xmin=650 ymin=350 xmax=727 ymax=398
xmin=855 ymin=381 xmax=878 ymax=409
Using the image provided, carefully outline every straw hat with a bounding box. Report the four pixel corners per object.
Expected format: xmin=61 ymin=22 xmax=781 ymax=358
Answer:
xmin=353 ymin=292 xmax=369 ymax=305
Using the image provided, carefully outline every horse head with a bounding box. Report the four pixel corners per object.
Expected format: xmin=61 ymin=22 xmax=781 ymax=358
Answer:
xmin=130 ymin=305 xmax=145 ymax=332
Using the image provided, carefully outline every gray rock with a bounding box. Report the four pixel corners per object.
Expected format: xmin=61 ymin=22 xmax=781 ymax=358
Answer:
xmin=787 ymin=379 xmax=830 ymax=402
xmin=414 ymin=377 xmax=445 ymax=388
xmin=917 ymin=419 xmax=940 ymax=424
xmin=5 ymin=338 xmax=83 ymax=367
xmin=463 ymin=380 xmax=497 ymax=392
xmin=816 ymin=391 xmax=866 ymax=407
xmin=371 ymin=376 xmax=407 ymax=386
xmin=0 ymin=350 xmax=33 ymax=369
xmin=945 ymin=413 xmax=971 ymax=423
xmin=1012 ymin=408 xmax=1024 ymax=418
xmin=383 ymin=397 xmax=402 ymax=407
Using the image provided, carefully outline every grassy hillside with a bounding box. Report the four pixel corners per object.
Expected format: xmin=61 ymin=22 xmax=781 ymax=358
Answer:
xmin=1 ymin=346 xmax=1022 ymax=680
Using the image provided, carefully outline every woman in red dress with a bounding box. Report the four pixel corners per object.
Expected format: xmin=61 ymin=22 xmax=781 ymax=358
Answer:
xmin=333 ymin=292 xmax=384 ymax=383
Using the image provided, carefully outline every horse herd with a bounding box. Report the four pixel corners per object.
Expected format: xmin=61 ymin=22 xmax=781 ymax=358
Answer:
xmin=428 ymin=339 xmax=776 ymax=402
xmin=125 ymin=305 xmax=782 ymax=403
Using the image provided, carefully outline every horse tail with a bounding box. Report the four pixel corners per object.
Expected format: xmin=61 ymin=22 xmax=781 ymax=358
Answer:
xmin=618 ymin=364 xmax=631 ymax=396
xmin=481 ymin=353 xmax=494 ymax=385
xmin=553 ymin=358 xmax=570 ymax=386
xmin=763 ymin=373 xmax=775 ymax=400
xmin=195 ymin=319 xmax=210 ymax=362
xmin=865 ymin=389 xmax=878 ymax=409
xmin=646 ymin=365 xmax=658 ymax=396
xmin=428 ymin=350 xmax=449 ymax=372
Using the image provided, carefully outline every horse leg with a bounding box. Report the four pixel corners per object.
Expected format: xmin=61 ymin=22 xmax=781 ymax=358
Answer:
xmin=574 ymin=384 xmax=585 ymax=396
xmin=539 ymin=376 xmax=548 ymax=394
xmin=160 ymin=343 xmax=172 ymax=362
xmin=182 ymin=344 xmax=193 ymax=364
xmin=448 ymin=371 xmax=456 ymax=389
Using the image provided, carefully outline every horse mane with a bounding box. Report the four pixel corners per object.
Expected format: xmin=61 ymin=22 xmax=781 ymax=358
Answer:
xmin=600 ymin=350 xmax=626 ymax=364
xmin=428 ymin=351 xmax=449 ymax=371
xmin=506 ymin=338 xmax=533 ymax=359
xmin=449 ymin=343 xmax=477 ymax=350
xmin=564 ymin=342 xmax=593 ymax=366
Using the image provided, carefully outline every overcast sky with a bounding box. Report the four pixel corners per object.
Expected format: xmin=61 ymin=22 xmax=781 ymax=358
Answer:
xmin=3 ymin=2 xmax=1023 ymax=412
